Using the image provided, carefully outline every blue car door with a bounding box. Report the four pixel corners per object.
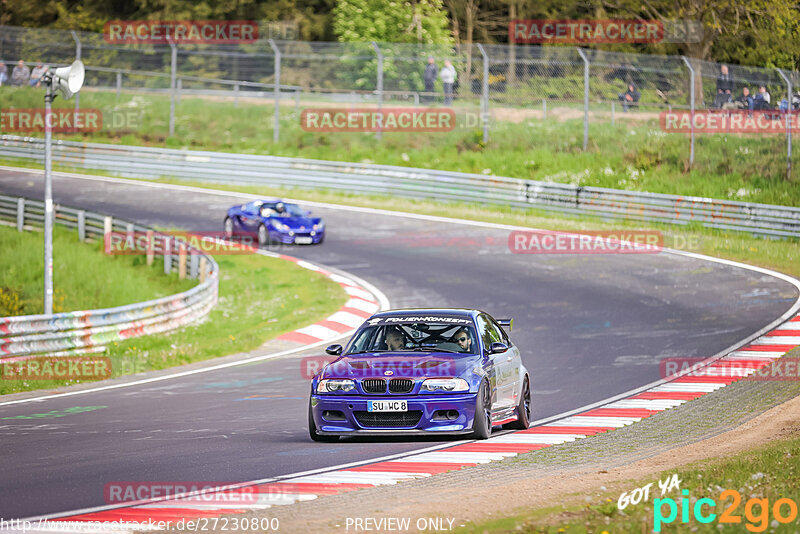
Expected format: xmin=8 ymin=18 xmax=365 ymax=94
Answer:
xmin=477 ymin=314 xmax=514 ymax=410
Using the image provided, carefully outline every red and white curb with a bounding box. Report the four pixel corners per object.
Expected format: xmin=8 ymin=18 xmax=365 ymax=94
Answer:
xmin=28 ymin=313 xmax=799 ymax=532
xmin=268 ymin=254 xmax=382 ymax=346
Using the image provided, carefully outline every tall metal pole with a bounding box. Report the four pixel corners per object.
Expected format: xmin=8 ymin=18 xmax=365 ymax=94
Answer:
xmin=777 ymin=68 xmax=793 ymax=180
xmin=44 ymin=83 xmax=54 ymax=315
xmin=71 ymin=31 xmax=81 ymax=119
xmin=681 ymin=56 xmax=695 ymax=167
xmin=372 ymin=42 xmax=383 ymax=141
xmin=268 ymin=39 xmax=281 ymax=143
xmin=477 ymin=44 xmax=489 ymax=144
xmin=576 ymin=48 xmax=589 ymax=151
xmin=169 ymin=40 xmax=177 ymax=136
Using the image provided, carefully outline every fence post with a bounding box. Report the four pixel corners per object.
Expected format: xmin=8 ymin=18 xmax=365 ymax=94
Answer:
xmin=103 ymin=216 xmax=112 ymax=254
xmin=169 ymin=40 xmax=177 ymax=136
xmin=371 ymin=42 xmax=384 ymax=141
xmin=146 ymin=230 xmax=154 ymax=266
xmin=178 ymin=244 xmax=187 ymax=280
xmin=190 ymin=253 xmax=199 ymax=279
xmin=681 ymin=56 xmax=696 ymax=167
xmin=611 ymin=102 xmax=615 ymax=125
xmin=268 ymin=39 xmax=281 ymax=143
xmin=116 ymin=71 xmax=122 ymax=99
xmin=77 ymin=210 xmax=85 ymax=241
xmin=477 ymin=44 xmax=490 ymax=144
xmin=176 ymin=78 xmax=182 ymax=104
xmin=542 ymin=98 xmax=547 ymax=120
xmin=777 ymin=68 xmax=793 ymax=180
xmin=576 ymin=48 xmax=589 ymax=151
xmin=199 ymin=256 xmax=208 ymax=283
xmin=295 ymin=88 xmax=300 ymax=112
xmin=71 ymin=30 xmax=81 ymax=120
xmin=164 ymin=238 xmax=172 ymax=274
xmin=234 ymin=82 xmax=239 ymax=108
xmin=16 ymin=198 xmax=24 ymax=231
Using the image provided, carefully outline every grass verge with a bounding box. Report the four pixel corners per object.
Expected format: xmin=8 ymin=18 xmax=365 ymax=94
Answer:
xmin=1 ymin=86 xmax=797 ymax=206
xmin=457 ymin=428 xmax=800 ymax=533
xmin=0 ymin=224 xmax=347 ymax=395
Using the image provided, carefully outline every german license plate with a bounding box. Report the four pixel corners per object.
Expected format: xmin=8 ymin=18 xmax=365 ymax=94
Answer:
xmin=294 ymin=236 xmax=313 ymax=244
xmin=368 ymin=400 xmax=407 ymax=412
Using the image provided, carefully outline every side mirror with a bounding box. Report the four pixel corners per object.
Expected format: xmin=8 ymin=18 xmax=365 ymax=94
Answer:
xmin=325 ymin=344 xmax=343 ymax=356
xmin=304 ymin=210 xmax=312 ymax=216
xmin=488 ymin=342 xmax=509 ymax=354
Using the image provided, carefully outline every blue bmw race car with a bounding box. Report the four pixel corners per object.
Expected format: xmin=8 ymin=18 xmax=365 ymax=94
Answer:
xmin=224 ymin=199 xmax=325 ymax=246
xmin=308 ymin=309 xmax=531 ymax=441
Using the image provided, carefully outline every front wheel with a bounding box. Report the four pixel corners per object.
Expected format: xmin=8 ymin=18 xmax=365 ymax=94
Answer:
xmin=223 ymin=217 xmax=234 ymax=238
xmin=471 ymin=380 xmax=492 ymax=439
xmin=507 ymin=375 xmax=531 ymax=430
xmin=308 ymin=399 xmax=339 ymax=442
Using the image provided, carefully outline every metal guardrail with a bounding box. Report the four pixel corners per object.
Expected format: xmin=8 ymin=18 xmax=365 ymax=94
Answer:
xmin=0 ymin=193 xmax=219 ymax=357
xmin=1 ymin=136 xmax=799 ymax=238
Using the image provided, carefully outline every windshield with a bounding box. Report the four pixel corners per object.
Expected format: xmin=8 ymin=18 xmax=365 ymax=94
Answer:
xmin=258 ymin=202 xmax=306 ymax=218
xmin=346 ymin=322 xmax=478 ymax=355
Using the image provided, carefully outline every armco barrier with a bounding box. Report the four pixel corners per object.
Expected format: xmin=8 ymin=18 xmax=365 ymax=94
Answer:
xmin=1 ymin=136 xmax=800 ymax=238
xmin=0 ymin=193 xmax=219 ymax=357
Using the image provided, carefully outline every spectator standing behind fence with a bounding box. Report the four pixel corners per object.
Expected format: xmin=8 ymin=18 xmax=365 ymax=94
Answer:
xmin=0 ymin=62 xmax=7 ymax=86
xmin=713 ymin=65 xmax=734 ymax=108
xmin=753 ymin=85 xmax=771 ymax=110
xmin=11 ymin=60 xmax=30 ymax=86
xmin=440 ymin=59 xmax=456 ymax=106
xmin=29 ymin=62 xmax=48 ymax=87
xmin=617 ymin=83 xmax=640 ymax=112
xmin=423 ymin=56 xmax=437 ymax=103
xmin=734 ymin=87 xmax=754 ymax=111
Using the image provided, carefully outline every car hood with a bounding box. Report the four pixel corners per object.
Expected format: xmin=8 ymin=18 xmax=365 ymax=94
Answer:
xmin=270 ymin=216 xmax=320 ymax=229
xmin=321 ymin=352 xmax=481 ymax=380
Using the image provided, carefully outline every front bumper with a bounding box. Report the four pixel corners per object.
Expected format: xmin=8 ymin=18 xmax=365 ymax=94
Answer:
xmin=310 ymin=393 xmax=478 ymax=435
xmin=272 ymin=230 xmax=324 ymax=245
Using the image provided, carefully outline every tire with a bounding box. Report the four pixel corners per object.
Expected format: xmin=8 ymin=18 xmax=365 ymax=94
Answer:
xmin=308 ymin=399 xmax=339 ymax=442
xmin=471 ymin=380 xmax=492 ymax=439
xmin=258 ymin=224 xmax=269 ymax=247
xmin=223 ymin=217 xmax=234 ymax=238
xmin=508 ymin=375 xmax=531 ymax=430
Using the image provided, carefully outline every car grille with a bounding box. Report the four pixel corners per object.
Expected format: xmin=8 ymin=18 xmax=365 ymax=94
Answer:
xmin=353 ymin=411 xmax=423 ymax=428
xmin=362 ymin=379 xmax=386 ymax=394
xmin=388 ymin=378 xmax=414 ymax=393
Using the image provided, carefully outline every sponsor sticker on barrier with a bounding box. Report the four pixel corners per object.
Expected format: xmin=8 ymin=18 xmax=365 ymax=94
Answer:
xmin=1 ymin=357 xmax=112 ymax=381
xmin=509 ymin=230 xmax=663 ymax=254
xmin=104 ymin=20 xmax=258 ymax=44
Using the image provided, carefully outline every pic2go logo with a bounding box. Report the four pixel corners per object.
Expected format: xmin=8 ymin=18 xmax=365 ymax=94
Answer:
xmin=654 ymin=489 xmax=799 ymax=532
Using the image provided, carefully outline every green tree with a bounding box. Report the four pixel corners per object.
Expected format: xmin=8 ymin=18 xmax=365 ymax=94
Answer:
xmin=333 ymin=0 xmax=452 ymax=44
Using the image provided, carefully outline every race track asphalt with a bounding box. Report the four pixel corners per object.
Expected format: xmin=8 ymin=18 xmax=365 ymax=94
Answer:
xmin=1 ymin=169 xmax=797 ymax=518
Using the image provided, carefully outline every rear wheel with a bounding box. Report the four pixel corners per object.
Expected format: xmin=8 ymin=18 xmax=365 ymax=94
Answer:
xmin=471 ymin=380 xmax=492 ymax=439
xmin=258 ymin=224 xmax=269 ymax=247
xmin=508 ymin=376 xmax=531 ymax=430
xmin=308 ymin=399 xmax=339 ymax=442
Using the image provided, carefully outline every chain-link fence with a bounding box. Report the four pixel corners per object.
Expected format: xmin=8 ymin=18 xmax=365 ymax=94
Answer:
xmin=0 ymin=24 xmax=796 ymax=179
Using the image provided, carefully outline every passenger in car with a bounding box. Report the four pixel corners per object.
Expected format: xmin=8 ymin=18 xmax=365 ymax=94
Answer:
xmin=453 ymin=328 xmax=473 ymax=353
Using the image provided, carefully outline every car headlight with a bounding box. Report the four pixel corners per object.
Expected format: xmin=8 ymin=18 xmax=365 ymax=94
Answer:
xmin=420 ymin=378 xmax=470 ymax=392
xmin=317 ymin=378 xmax=355 ymax=393
xmin=273 ymin=221 xmax=289 ymax=231
xmin=313 ymin=222 xmax=324 ymax=231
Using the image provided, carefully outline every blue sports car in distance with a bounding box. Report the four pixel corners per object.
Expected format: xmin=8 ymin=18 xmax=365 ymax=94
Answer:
xmin=224 ymin=199 xmax=325 ymax=246
xmin=308 ymin=309 xmax=531 ymax=441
